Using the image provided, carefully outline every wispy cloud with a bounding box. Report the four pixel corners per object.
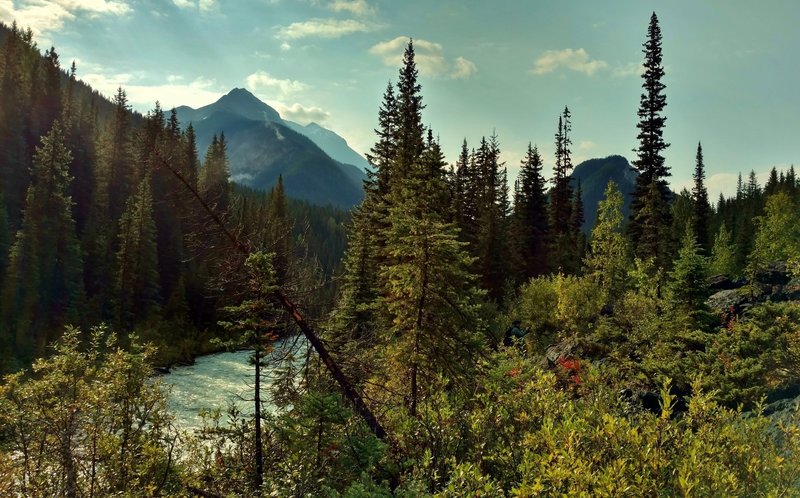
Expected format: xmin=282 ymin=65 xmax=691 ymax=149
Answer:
xmin=172 ymin=0 xmax=217 ymax=13
xmin=328 ymin=0 xmax=374 ymax=17
xmin=612 ymin=62 xmax=644 ymax=78
xmin=244 ymin=71 xmax=329 ymax=124
xmin=530 ymin=48 xmax=608 ymax=76
xmin=245 ymin=70 xmax=309 ymax=100
xmin=81 ymin=71 xmax=223 ymax=109
xmin=451 ymin=56 xmax=477 ymax=79
xmin=276 ymin=18 xmax=371 ymax=40
xmin=0 ymin=0 xmax=131 ymax=34
xmin=370 ymin=36 xmax=477 ymax=79
xmin=278 ymin=103 xmax=331 ymax=125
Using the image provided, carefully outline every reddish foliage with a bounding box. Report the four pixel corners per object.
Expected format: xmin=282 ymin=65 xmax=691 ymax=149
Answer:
xmin=557 ymin=357 xmax=582 ymax=384
xmin=721 ymin=305 xmax=737 ymax=331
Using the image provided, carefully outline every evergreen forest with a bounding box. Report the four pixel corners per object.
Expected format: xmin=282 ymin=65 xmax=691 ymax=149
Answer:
xmin=2 ymin=11 xmax=800 ymax=497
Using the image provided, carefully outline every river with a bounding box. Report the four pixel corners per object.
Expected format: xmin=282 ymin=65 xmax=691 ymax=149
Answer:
xmin=162 ymin=335 xmax=307 ymax=432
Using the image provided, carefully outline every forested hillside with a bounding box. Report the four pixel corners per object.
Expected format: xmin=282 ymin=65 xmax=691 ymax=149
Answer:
xmin=0 ymin=21 xmax=348 ymax=371
xmin=1 ymin=11 xmax=800 ymax=498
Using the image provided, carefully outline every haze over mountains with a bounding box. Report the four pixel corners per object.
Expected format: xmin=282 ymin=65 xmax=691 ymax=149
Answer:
xmin=175 ymin=88 xmax=368 ymax=208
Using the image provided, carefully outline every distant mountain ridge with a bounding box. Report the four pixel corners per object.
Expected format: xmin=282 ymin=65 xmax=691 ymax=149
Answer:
xmin=571 ymin=155 xmax=638 ymax=232
xmin=175 ymin=88 xmax=367 ymax=208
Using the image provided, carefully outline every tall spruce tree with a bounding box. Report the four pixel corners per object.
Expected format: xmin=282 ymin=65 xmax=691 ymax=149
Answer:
xmin=366 ymin=81 xmax=398 ymax=197
xmin=264 ymin=176 xmax=292 ymax=282
xmin=380 ymin=200 xmax=484 ymax=417
xmin=474 ymin=133 xmax=511 ymax=301
xmin=513 ymin=143 xmax=549 ymax=279
xmin=709 ymin=222 xmax=736 ymax=277
xmin=585 ymin=181 xmax=630 ymax=305
xmin=452 ymin=139 xmax=470 ymax=230
xmin=0 ymin=24 xmax=33 ymax=226
xmin=548 ymin=107 xmax=578 ymax=273
xmin=114 ymin=174 xmax=160 ymax=328
xmin=201 ymin=132 xmax=231 ymax=215
xmin=692 ymin=142 xmax=711 ymax=254
xmin=393 ymin=39 xmax=425 ymax=181
xmin=629 ymin=12 xmax=672 ymax=268
xmin=1 ymin=121 xmax=83 ymax=358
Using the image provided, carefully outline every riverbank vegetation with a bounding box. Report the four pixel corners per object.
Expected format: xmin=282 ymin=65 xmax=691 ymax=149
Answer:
xmin=2 ymin=11 xmax=800 ymax=497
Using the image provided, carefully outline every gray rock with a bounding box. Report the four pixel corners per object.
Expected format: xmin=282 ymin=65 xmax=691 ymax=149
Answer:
xmin=755 ymin=262 xmax=791 ymax=286
xmin=706 ymin=288 xmax=749 ymax=313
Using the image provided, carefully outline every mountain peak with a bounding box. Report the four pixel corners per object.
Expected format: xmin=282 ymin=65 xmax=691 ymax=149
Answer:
xmin=212 ymin=87 xmax=282 ymax=123
xmin=224 ymin=87 xmax=259 ymax=101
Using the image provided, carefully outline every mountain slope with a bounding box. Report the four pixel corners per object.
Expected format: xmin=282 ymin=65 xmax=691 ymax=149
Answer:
xmin=571 ymin=155 xmax=637 ymax=232
xmin=176 ymin=89 xmax=366 ymax=208
xmin=284 ymin=121 xmax=371 ymax=172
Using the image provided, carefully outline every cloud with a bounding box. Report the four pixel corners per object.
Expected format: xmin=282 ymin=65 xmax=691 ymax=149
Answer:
xmin=530 ymin=48 xmax=608 ymax=76
xmin=276 ymin=18 xmax=371 ymax=40
xmin=81 ymin=71 xmax=223 ymax=109
xmin=276 ymin=103 xmax=331 ymax=125
xmin=243 ymin=72 xmax=330 ymax=126
xmin=328 ymin=0 xmax=374 ymax=17
xmin=612 ymin=62 xmax=644 ymax=78
xmin=370 ymin=36 xmax=477 ymax=79
xmin=245 ymin=70 xmax=309 ymax=100
xmin=0 ymin=0 xmax=130 ymax=34
xmin=451 ymin=56 xmax=477 ymax=79
xmin=172 ymin=0 xmax=216 ymax=12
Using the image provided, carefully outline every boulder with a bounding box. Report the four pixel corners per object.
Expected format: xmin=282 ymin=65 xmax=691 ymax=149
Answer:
xmin=754 ymin=262 xmax=791 ymax=286
xmin=544 ymin=339 xmax=579 ymax=368
xmin=784 ymin=277 xmax=800 ymax=301
xmin=707 ymin=274 xmax=745 ymax=292
xmin=706 ymin=288 xmax=750 ymax=314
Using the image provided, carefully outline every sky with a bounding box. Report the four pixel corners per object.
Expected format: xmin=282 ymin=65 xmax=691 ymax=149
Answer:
xmin=2 ymin=0 xmax=798 ymax=199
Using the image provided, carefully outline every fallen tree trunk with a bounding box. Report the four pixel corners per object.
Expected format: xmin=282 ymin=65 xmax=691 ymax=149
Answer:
xmin=155 ymin=152 xmax=387 ymax=441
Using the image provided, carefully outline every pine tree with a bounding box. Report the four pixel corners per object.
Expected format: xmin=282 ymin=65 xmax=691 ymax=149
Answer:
xmin=96 ymin=87 xmax=135 ymax=222
xmin=201 ymin=132 xmax=231 ymax=215
xmin=393 ymin=39 xmax=425 ymax=180
xmin=571 ymin=179 xmax=587 ymax=267
xmin=452 ymin=139 xmax=470 ymax=229
xmin=380 ymin=200 xmax=484 ymax=416
xmin=548 ymin=107 xmax=578 ymax=273
xmin=474 ymin=133 xmax=511 ymax=301
xmin=635 ymin=180 xmax=672 ymax=273
xmin=665 ymin=226 xmax=709 ymax=323
xmin=629 ymin=12 xmax=672 ymax=267
xmin=33 ymin=46 xmax=62 ymax=140
xmin=765 ymin=167 xmax=779 ymax=196
xmin=264 ymin=176 xmax=292 ymax=282
xmin=670 ymin=189 xmax=694 ymax=250
xmin=709 ymin=222 xmax=736 ymax=277
xmin=585 ymin=181 xmax=630 ymax=305
xmin=62 ymin=62 xmax=97 ymax=236
xmin=0 ymin=23 xmax=33 ymax=226
xmin=691 ymin=142 xmax=711 ymax=254
xmin=513 ymin=143 xmax=549 ymax=279
xmin=748 ymin=191 xmax=800 ymax=277
xmin=115 ymin=174 xmax=161 ymax=328
xmin=365 ymin=81 xmax=398 ymax=197
xmin=1 ymin=121 xmax=84 ymax=359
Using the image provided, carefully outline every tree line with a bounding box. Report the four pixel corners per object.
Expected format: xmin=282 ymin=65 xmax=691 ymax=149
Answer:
xmin=0 ymin=21 xmax=348 ymax=371
xmin=2 ymin=11 xmax=800 ymax=496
